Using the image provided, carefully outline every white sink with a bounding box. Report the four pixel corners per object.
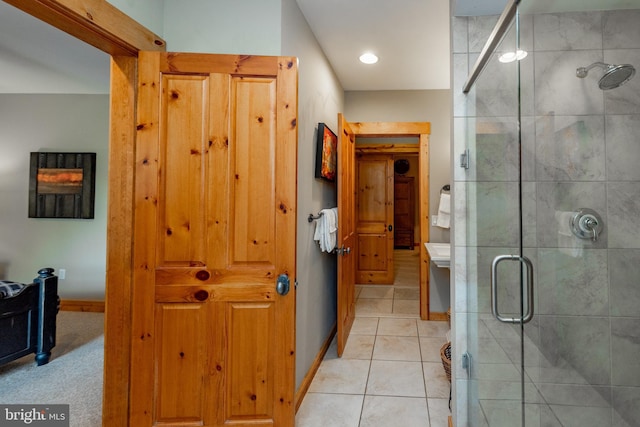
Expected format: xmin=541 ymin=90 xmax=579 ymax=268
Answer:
xmin=424 ymin=242 xmax=450 ymax=268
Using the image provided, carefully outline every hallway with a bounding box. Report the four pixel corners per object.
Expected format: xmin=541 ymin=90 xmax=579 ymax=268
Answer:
xmin=296 ymin=250 xmax=451 ymax=426
xmin=354 ymin=248 xmax=421 ymax=318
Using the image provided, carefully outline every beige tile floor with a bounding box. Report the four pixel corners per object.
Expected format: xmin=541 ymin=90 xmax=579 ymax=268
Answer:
xmin=296 ymin=249 xmax=451 ymax=427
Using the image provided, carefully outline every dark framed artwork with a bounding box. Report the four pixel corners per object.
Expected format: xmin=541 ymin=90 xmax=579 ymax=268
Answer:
xmin=29 ymin=152 xmax=97 ymax=219
xmin=314 ymin=123 xmax=337 ymax=182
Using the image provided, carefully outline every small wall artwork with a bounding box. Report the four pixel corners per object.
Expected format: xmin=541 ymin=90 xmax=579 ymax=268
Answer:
xmin=314 ymin=123 xmax=337 ymax=182
xmin=29 ymin=152 xmax=96 ymax=219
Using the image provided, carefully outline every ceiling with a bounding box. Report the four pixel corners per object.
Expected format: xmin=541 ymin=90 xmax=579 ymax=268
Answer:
xmin=295 ymin=0 xmax=457 ymax=91
xmin=0 ymin=0 xmax=508 ymax=94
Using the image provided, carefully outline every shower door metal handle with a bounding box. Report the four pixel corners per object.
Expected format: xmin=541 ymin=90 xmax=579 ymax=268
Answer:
xmin=491 ymin=255 xmax=534 ymax=324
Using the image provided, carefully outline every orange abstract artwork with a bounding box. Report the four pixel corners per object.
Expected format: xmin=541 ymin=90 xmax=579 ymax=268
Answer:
xmin=37 ymin=168 xmax=84 ymax=194
xmin=315 ymin=123 xmax=337 ymax=182
xmin=29 ymin=152 xmax=96 ymax=219
xmin=321 ymin=128 xmax=337 ymax=180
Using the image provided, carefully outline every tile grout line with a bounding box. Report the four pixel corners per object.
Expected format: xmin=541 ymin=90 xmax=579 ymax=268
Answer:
xmin=358 ymin=316 xmax=379 ymax=427
xmin=417 ymin=318 xmax=434 ymax=426
xmin=328 ymin=250 xmax=424 ymax=426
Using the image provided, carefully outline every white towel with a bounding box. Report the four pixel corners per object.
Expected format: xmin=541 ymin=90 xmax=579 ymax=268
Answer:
xmin=324 ymin=208 xmax=338 ymax=252
xmin=435 ymin=193 xmax=451 ymax=229
xmin=327 ymin=207 xmax=338 ymax=235
xmin=313 ymin=213 xmax=326 ymax=252
xmin=314 ymin=208 xmax=338 ymax=252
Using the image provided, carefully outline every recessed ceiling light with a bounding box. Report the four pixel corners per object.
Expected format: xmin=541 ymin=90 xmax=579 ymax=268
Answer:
xmin=359 ymin=52 xmax=378 ymax=64
xmin=499 ymin=50 xmax=528 ymax=63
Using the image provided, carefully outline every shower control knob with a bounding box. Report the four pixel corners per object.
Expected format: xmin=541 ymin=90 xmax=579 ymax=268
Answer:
xmin=579 ymin=215 xmax=599 ymax=241
xmin=571 ymin=208 xmax=604 ymax=242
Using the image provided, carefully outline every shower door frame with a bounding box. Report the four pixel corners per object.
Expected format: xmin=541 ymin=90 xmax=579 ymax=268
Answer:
xmin=459 ymin=0 xmax=533 ymax=425
xmin=457 ymin=0 xmax=640 ymax=425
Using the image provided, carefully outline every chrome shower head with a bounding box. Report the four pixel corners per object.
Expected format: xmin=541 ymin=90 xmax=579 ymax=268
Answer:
xmin=599 ymin=64 xmax=636 ymax=90
xmin=576 ymin=62 xmax=636 ymax=90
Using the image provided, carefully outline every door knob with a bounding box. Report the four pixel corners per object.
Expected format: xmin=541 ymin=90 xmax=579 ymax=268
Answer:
xmin=388 ymin=224 xmax=393 ymax=232
xmin=335 ymin=246 xmax=351 ymax=256
xmin=276 ymin=274 xmax=290 ymax=296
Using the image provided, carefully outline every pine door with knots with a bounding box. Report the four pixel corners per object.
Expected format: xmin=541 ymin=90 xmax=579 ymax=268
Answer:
xmin=129 ymin=51 xmax=298 ymax=427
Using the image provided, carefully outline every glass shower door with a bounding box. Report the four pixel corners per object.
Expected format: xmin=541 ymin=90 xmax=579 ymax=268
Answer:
xmin=457 ymin=0 xmax=640 ymax=425
xmin=461 ymin=4 xmax=536 ymax=425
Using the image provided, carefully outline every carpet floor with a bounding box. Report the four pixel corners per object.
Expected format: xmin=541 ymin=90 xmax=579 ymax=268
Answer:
xmin=0 ymin=311 xmax=104 ymax=427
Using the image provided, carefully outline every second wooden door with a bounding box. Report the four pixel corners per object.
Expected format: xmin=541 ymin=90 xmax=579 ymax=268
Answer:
xmin=355 ymin=155 xmax=394 ymax=284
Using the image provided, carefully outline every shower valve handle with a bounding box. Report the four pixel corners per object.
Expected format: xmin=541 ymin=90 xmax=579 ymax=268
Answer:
xmin=571 ymin=208 xmax=603 ymax=243
xmin=582 ymin=217 xmax=598 ymax=241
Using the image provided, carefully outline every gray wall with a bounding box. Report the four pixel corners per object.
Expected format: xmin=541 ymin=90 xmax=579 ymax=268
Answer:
xmin=281 ymin=0 xmax=344 ymax=390
xmin=0 ymin=94 xmax=109 ymax=298
xmin=344 ymin=90 xmax=452 ymax=312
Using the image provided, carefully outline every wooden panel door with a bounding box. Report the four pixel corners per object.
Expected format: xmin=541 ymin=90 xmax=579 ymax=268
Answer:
xmin=336 ymin=113 xmax=356 ymax=356
xmin=355 ymin=155 xmax=394 ymax=284
xmin=130 ymin=52 xmax=297 ymax=427
xmin=393 ymin=176 xmax=415 ymax=249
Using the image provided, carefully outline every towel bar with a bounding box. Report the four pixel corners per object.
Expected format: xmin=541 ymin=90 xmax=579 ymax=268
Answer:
xmin=308 ymin=212 xmax=324 ymax=222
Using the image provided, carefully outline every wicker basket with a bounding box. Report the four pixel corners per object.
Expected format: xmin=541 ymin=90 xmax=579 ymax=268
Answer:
xmin=446 ymin=307 xmax=451 ymax=327
xmin=440 ymin=341 xmax=451 ymax=383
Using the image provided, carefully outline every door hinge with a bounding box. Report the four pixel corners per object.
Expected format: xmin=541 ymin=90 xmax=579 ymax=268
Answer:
xmin=462 ymin=351 xmax=472 ymax=379
xmin=460 ymin=149 xmax=470 ymax=170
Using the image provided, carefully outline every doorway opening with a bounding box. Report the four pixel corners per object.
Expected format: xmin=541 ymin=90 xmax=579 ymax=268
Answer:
xmin=338 ymin=120 xmax=430 ymax=326
xmin=354 ymin=147 xmax=422 ymax=318
xmin=354 ymin=149 xmax=421 ymax=317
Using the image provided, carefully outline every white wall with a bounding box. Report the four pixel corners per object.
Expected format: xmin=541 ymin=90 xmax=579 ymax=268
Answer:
xmin=107 ymin=0 xmax=165 ymax=36
xmin=344 ymin=90 xmax=452 ymax=312
xmin=162 ymin=0 xmax=281 ymax=54
xmin=0 ymin=94 xmax=109 ymax=298
xmin=281 ymin=0 xmax=345 ymax=390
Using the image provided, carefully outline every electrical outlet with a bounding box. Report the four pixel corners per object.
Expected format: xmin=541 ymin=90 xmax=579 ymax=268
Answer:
xmin=59 ymin=269 xmax=66 ymax=280
xmin=432 ymin=215 xmax=438 ymax=226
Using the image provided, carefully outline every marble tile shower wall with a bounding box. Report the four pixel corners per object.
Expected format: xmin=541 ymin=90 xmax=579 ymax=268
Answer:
xmin=452 ymin=9 xmax=640 ymax=427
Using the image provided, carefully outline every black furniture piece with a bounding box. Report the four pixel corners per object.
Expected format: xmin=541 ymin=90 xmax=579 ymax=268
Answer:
xmin=0 ymin=268 xmax=59 ymax=366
